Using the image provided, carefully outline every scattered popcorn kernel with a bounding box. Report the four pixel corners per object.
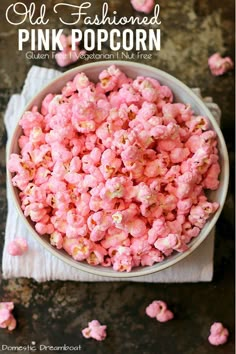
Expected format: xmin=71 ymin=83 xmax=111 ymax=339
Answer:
xmin=55 ymin=34 xmax=86 ymax=68
xmin=0 ymin=302 xmax=17 ymax=331
xmin=208 ymin=53 xmax=234 ymax=76
xmin=208 ymin=322 xmax=229 ymax=346
xmin=130 ymin=0 xmax=155 ymax=14
xmin=82 ymin=320 xmax=107 ymax=341
xmin=146 ymin=300 xmax=174 ymax=322
xmin=7 ymin=238 xmax=28 ymax=256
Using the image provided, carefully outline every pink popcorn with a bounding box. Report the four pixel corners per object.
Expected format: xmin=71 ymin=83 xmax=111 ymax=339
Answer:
xmin=162 ymin=103 xmax=180 ymax=121
xmin=8 ymin=154 xmax=35 ymax=179
xmin=87 ymin=212 xmax=112 ymax=242
xmin=100 ymin=177 xmax=127 ymax=200
xmin=208 ymin=53 xmax=234 ymax=76
xmin=162 ymin=103 xmax=192 ymax=124
xmin=158 ymin=193 xmax=178 ymax=212
xmin=140 ymin=202 xmax=162 ymax=219
xmin=130 ymin=236 xmax=151 ymax=260
xmin=182 ymin=222 xmax=200 ymax=242
xmin=121 ymin=146 xmax=142 ymax=170
xmin=146 ymin=300 xmax=174 ymax=322
xmin=35 ymin=222 xmax=54 ymax=235
xmin=119 ymin=84 xmax=141 ymax=104
xmin=208 ymin=322 xmax=229 ymax=346
xmin=9 ymin=65 xmax=221 ymax=272
xmin=127 ymin=218 xmax=147 ymax=238
xmin=129 ymin=162 xmax=145 ymax=181
xmin=62 ymin=81 xmax=76 ymax=97
xmin=87 ymin=244 xmax=107 ymax=265
xmin=134 ymin=182 xmax=154 ymax=206
xmin=19 ymin=110 xmax=44 ymax=136
xmin=154 ymin=234 xmax=179 ymax=255
xmin=112 ymin=203 xmax=139 ymax=224
xmin=55 ymin=51 xmax=78 ymax=68
xmin=167 ymin=215 xmax=184 ymax=230
xmin=163 ymin=165 xmax=180 ymax=184
xmin=34 ymin=166 xmax=51 ymax=185
xmin=24 ymin=202 xmax=48 ymax=222
xmin=130 ymin=0 xmax=155 ymax=14
xmin=50 ymin=231 xmax=63 ymax=249
xmin=177 ymin=198 xmax=193 ymax=215
xmin=98 ymin=65 xmax=128 ymax=93
xmin=63 ymin=237 xmax=92 ymax=261
xmin=187 ymin=115 xmax=209 ymax=134
xmin=136 ymin=102 xmax=157 ymax=121
xmin=148 ymin=218 xmax=169 ymax=244
xmin=73 ymin=72 xmax=90 ymax=91
xmin=100 ymin=150 xmax=122 ymax=179
xmin=55 ymin=34 xmax=86 ymax=68
xmin=0 ymin=302 xmax=17 ymax=331
xmin=157 ymin=139 xmax=181 ymax=152
xmin=119 ymin=103 xmax=139 ymax=122
xmin=112 ymin=129 xmax=136 ymax=153
xmin=188 ymin=205 xmax=209 ymax=229
xmin=201 ymin=130 xmax=217 ymax=147
xmin=110 ymin=246 xmax=133 ymax=272
xmin=203 ymin=162 xmax=220 ymax=190
xmin=174 ymin=183 xmax=192 ymax=200
xmin=101 ymin=228 xmax=128 ymax=249
xmin=7 ymin=238 xmax=28 ymax=256
xmin=141 ymin=249 xmax=164 ymax=266
xmin=41 ymin=94 xmax=54 ymax=115
xmin=170 ymin=147 xmax=190 ymax=164
xmin=140 ymin=84 xmax=159 ymax=103
xmin=158 ymin=85 xmax=173 ymax=106
xmin=144 ymin=158 xmax=167 ymax=178
xmin=133 ymin=76 xmax=160 ymax=92
xmin=65 ymin=210 xmax=87 ymax=238
xmin=185 ymin=135 xmax=200 ymax=153
xmin=82 ymin=320 xmax=107 ymax=341
xmin=51 ymin=210 xmax=67 ymax=234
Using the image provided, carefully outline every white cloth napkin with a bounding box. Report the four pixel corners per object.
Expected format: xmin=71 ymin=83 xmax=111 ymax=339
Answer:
xmin=3 ymin=66 xmax=221 ymax=282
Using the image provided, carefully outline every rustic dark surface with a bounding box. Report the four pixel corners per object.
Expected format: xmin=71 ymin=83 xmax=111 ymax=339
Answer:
xmin=0 ymin=1 xmax=234 ymax=353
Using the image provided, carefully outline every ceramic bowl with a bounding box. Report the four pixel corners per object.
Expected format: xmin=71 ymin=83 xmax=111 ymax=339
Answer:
xmin=7 ymin=61 xmax=229 ymax=277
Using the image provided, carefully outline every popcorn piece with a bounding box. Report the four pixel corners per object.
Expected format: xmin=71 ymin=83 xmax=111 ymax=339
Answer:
xmin=63 ymin=237 xmax=92 ymax=261
xmin=130 ymin=0 xmax=155 ymax=14
xmin=148 ymin=218 xmax=169 ymax=244
xmin=170 ymin=147 xmax=190 ymax=164
xmin=208 ymin=53 xmax=234 ymax=76
xmin=141 ymin=249 xmax=164 ymax=266
xmin=146 ymin=300 xmax=174 ymax=322
xmin=100 ymin=149 xmax=122 ymax=179
xmin=55 ymin=34 xmax=86 ymax=67
xmin=50 ymin=231 xmax=63 ymax=249
xmin=202 ymin=163 xmax=220 ymax=190
xmin=208 ymin=322 xmax=229 ymax=346
xmin=154 ymin=234 xmax=180 ymax=255
xmin=127 ymin=218 xmax=147 ymax=238
xmin=177 ymin=198 xmax=192 ymax=215
xmin=7 ymin=238 xmax=28 ymax=256
xmin=0 ymin=302 xmax=17 ymax=331
xmin=112 ymin=246 xmax=133 ymax=272
xmin=101 ymin=228 xmax=128 ymax=249
xmin=98 ymin=65 xmax=128 ymax=92
xmin=82 ymin=320 xmax=107 ymax=341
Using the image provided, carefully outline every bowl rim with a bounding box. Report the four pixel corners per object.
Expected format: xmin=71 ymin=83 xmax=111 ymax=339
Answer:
xmin=7 ymin=60 xmax=229 ymax=278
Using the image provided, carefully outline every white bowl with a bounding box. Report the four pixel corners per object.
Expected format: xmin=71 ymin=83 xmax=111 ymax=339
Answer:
xmin=7 ymin=61 xmax=229 ymax=278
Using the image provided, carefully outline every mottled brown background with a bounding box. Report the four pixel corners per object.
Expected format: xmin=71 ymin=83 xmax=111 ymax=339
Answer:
xmin=0 ymin=1 xmax=234 ymax=353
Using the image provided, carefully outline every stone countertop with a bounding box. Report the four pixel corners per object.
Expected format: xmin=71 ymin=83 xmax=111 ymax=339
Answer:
xmin=0 ymin=1 xmax=234 ymax=353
